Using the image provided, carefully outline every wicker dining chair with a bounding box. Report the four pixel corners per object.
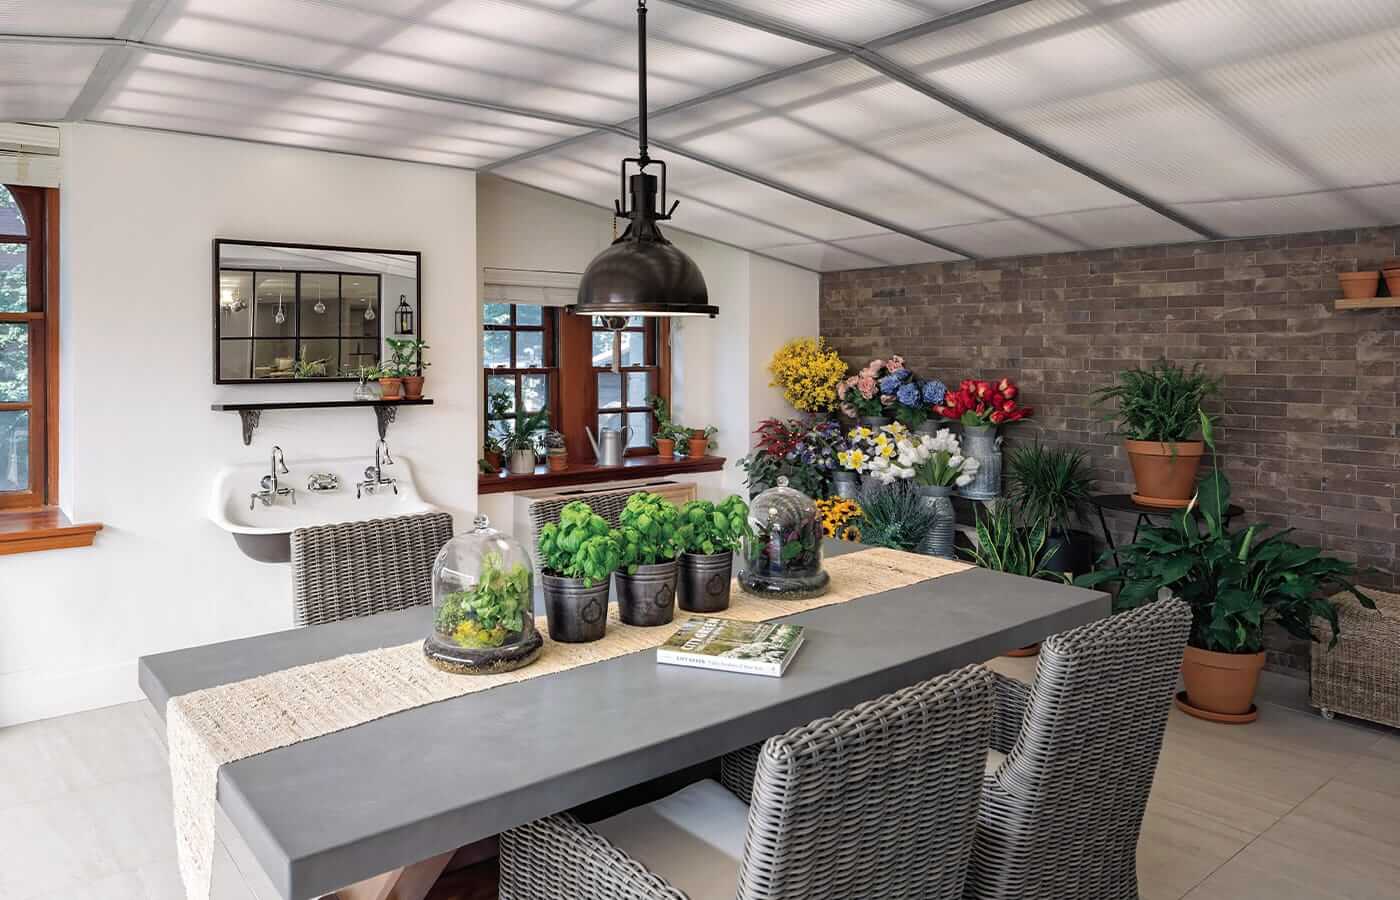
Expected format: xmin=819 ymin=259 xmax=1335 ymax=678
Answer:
xmin=966 ymin=598 xmax=1191 ymax=900
xmin=289 ymin=511 xmax=454 ymax=626
xmin=498 ymin=665 xmax=996 ymax=900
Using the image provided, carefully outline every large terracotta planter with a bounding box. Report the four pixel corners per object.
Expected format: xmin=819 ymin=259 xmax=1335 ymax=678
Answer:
xmin=1339 ymin=271 xmax=1380 ymax=300
xmin=1124 ymin=440 xmax=1205 ymax=508
xmin=655 ymin=438 xmax=676 ymax=460
xmin=1384 ymin=268 xmax=1400 ymax=297
xmin=1178 ymin=645 xmax=1265 ymax=723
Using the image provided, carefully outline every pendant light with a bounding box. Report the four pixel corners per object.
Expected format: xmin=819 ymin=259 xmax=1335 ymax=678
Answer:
xmin=313 ymin=284 xmax=326 ymax=315
xmin=274 ymin=289 xmax=287 ymax=326
xmin=572 ymin=0 xmax=716 ymax=320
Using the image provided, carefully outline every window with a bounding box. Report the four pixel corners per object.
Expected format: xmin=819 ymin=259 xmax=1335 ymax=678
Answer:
xmin=0 ymin=184 xmax=54 ymax=509
xmin=590 ymin=316 xmax=659 ymax=450
xmin=483 ymin=302 xmax=557 ymax=445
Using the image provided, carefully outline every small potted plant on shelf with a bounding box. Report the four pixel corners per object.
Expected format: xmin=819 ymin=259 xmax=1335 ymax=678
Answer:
xmin=1006 ymin=443 xmax=1096 ymax=577
xmin=538 ymin=501 xmax=622 ymax=643
xmin=377 ymin=362 xmax=403 ymax=400
xmin=503 ymin=407 xmax=550 ymax=476
xmin=544 ymin=430 xmax=568 ymax=472
xmin=932 ymin=378 xmax=1033 ymax=501
xmin=292 ymin=347 xmax=328 ymax=379
xmin=688 ymin=425 xmax=717 ymax=459
xmin=388 ymin=337 xmax=430 ymax=400
xmin=611 ymin=492 xmax=683 ymax=626
xmin=482 ymin=389 xmax=512 ymax=471
xmin=649 ymin=395 xmax=688 ymax=460
xmin=675 ymin=495 xmax=751 ymax=613
xmin=838 ymin=355 xmax=910 ymax=427
xmin=1077 ymin=413 xmax=1374 ymax=723
xmin=963 ymin=498 xmax=1068 ymax=656
xmin=1093 ymin=359 xmax=1219 ymax=508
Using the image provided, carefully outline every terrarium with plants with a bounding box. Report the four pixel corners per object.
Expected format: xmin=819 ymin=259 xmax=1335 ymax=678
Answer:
xmin=424 ymin=515 xmax=541 ymax=674
xmin=738 ymin=477 xmax=829 ymax=599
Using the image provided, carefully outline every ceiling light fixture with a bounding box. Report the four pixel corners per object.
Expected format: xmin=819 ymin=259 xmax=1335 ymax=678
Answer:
xmin=572 ymin=0 xmax=716 ymax=321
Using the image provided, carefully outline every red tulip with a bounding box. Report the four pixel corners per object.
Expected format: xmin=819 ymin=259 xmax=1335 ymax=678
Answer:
xmin=990 ymin=410 xmax=1006 ymax=424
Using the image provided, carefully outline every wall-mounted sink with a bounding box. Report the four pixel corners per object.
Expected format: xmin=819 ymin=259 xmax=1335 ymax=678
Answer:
xmin=210 ymin=455 xmax=436 ymax=562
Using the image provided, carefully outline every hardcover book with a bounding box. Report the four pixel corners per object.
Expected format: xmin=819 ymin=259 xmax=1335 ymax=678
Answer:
xmin=657 ymin=617 xmax=805 ymax=677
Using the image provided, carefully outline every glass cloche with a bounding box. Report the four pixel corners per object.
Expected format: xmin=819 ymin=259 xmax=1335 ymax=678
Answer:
xmin=738 ymin=477 xmax=830 ymax=599
xmin=424 ymin=515 xmax=542 ymax=675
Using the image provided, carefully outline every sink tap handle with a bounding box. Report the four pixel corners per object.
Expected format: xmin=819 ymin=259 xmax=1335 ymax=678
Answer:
xmin=272 ymin=445 xmax=289 ymax=474
xmin=376 ymin=439 xmax=394 ymax=467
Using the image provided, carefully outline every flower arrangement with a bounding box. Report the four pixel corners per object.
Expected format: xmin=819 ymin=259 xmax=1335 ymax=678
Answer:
xmin=934 ymin=378 xmax=1033 ymax=428
xmin=849 ymin=425 xmax=980 ymax=487
xmin=894 ymin=377 xmax=949 ymax=429
xmin=815 ymin=497 xmax=862 ymax=542
xmin=836 ymin=422 xmax=909 ymax=475
xmin=740 ymin=418 xmax=849 ymax=498
xmin=838 ymin=355 xmax=910 ymax=419
xmin=768 ymin=337 xmax=848 ymax=413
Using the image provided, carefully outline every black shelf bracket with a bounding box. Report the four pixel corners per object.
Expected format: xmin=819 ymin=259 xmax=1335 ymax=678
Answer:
xmin=213 ymin=399 xmax=433 ymax=446
xmin=238 ymin=410 xmax=262 ymax=446
xmin=375 ymin=405 xmax=397 ymax=440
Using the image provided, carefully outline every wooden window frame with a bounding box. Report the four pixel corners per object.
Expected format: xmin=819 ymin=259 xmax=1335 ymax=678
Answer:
xmin=483 ymin=304 xmax=560 ymax=441
xmin=0 ymin=185 xmax=57 ymax=511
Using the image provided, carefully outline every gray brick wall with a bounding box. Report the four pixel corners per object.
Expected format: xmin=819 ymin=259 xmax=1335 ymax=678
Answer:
xmin=821 ymin=227 xmax=1400 ymax=673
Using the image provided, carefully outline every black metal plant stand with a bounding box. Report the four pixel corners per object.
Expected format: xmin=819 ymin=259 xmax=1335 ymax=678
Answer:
xmin=1088 ymin=493 xmax=1244 ymax=567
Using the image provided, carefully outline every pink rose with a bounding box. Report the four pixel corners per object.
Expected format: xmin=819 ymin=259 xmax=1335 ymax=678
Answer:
xmin=857 ymin=375 xmax=877 ymax=399
xmin=888 ymin=354 xmax=905 ymax=369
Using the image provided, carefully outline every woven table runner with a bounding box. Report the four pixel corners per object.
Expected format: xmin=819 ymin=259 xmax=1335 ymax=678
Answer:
xmin=168 ymin=547 xmax=969 ymax=900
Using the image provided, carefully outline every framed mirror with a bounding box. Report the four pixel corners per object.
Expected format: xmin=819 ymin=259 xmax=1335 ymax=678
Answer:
xmin=213 ymin=239 xmax=421 ymax=384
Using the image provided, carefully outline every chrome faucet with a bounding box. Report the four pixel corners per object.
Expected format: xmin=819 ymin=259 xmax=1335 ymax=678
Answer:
xmin=250 ymin=445 xmax=296 ymax=509
xmin=357 ymin=439 xmax=398 ymax=498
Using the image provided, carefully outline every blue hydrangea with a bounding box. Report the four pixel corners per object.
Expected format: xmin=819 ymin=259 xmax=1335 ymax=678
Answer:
xmin=923 ymin=379 xmax=947 ymax=405
xmin=895 ymin=382 xmax=921 ymax=407
xmin=879 ymin=373 xmax=903 ymax=394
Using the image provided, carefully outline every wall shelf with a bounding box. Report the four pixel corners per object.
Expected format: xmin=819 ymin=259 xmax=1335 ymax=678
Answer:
xmin=1335 ymin=296 xmax=1400 ymax=310
xmin=211 ymin=398 xmax=433 ymax=445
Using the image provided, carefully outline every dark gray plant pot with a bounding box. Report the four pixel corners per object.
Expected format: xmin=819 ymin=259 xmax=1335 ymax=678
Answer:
xmin=615 ymin=560 xmax=679 ymax=626
xmin=542 ymin=572 xmax=611 ymax=643
xmin=678 ymin=551 xmax=733 ymax=613
xmin=859 ymin=415 xmax=893 ymax=429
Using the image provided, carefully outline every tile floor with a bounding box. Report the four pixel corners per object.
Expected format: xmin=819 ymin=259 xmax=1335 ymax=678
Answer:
xmin=2 ymin=664 xmax=1396 ymax=900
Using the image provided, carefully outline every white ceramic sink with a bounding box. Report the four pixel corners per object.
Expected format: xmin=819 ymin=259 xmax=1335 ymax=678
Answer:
xmin=210 ymin=455 xmax=436 ymax=562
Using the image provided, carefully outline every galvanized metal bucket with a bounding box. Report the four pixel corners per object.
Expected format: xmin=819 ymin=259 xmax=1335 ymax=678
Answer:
xmin=831 ymin=470 xmax=860 ymax=500
xmin=915 ymin=484 xmax=957 ymax=558
xmin=542 ymin=572 xmax=610 ymax=643
xmin=615 ymin=560 xmax=678 ymax=627
xmin=958 ymin=425 xmax=1002 ymax=501
xmin=678 ymin=551 xmax=733 ymax=613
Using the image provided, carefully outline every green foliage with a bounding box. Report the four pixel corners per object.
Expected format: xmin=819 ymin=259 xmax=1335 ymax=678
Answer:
xmin=1006 ymin=443 xmax=1094 ymax=535
xmin=0 ymin=322 xmax=27 ymax=403
xmin=677 ymin=495 xmax=752 ymax=555
xmin=962 ymin=501 xmax=1066 ymax=582
xmin=854 ymin=480 xmax=939 ymax=553
xmin=503 ymin=406 xmax=551 ymax=454
xmin=385 ymin=337 xmax=428 ymax=377
xmin=612 ymin=492 xmax=683 ymax=572
xmin=1076 ymin=411 xmax=1375 ymax=653
xmin=739 ymin=450 xmax=827 ymax=499
xmin=433 ymin=551 xmax=530 ymax=647
xmin=1093 ymin=359 xmax=1219 ymax=442
xmin=689 ymin=425 xmax=718 ymax=450
xmin=292 ymin=347 xmax=327 ymax=379
xmin=483 ymin=389 xmax=513 ymax=453
xmin=649 ymin=395 xmax=691 ymax=444
xmin=538 ymin=501 xmax=621 ymax=586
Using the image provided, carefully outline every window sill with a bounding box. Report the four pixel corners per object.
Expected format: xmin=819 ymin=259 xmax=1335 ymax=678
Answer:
xmin=0 ymin=507 xmax=104 ymax=556
xmin=479 ymin=455 xmax=726 ymax=495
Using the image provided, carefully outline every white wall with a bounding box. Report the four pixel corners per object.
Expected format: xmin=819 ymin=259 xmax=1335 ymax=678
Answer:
xmin=0 ymin=124 xmax=478 ymax=726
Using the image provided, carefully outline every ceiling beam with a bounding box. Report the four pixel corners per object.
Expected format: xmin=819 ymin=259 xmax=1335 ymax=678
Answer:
xmin=65 ymin=0 xmax=173 ymax=120
xmin=660 ymin=0 xmax=1222 ymax=240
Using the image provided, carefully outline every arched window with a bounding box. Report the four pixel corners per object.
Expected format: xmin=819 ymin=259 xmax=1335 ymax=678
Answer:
xmin=0 ymin=184 xmax=53 ymax=508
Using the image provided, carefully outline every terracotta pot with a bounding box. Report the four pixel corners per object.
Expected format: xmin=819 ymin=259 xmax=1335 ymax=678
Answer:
xmin=401 ymin=375 xmax=425 ymax=400
xmin=484 ymin=449 xmax=503 ymax=471
xmin=378 ymin=377 xmax=402 ymax=400
xmin=1339 ymin=271 xmax=1380 ymax=299
xmin=1180 ymin=645 xmax=1265 ymax=720
xmin=1003 ymin=643 xmax=1040 ymax=658
xmin=1384 ymin=268 xmax=1400 ymax=297
xmin=1124 ymin=440 xmax=1205 ymax=508
xmin=655 ymin=438 xmax=676 ymax=460
xmin=547 ymin=452 xmax=568 ymax=472
xmin=688 ymin=437 xmax=708 ymax=458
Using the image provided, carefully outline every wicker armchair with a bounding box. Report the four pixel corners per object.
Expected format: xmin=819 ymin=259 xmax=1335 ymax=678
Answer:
xmin=966 ymin=598 xmax=1191 ymax=900
xmin=289 ymin=512 xmax=454 ymax=626
xmin=499 ymin=665 xmax=996 ymax=900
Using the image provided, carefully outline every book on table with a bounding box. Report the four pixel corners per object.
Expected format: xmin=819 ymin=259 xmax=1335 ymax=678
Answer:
xmin=657 ymin=616 xmax=805 ymax=677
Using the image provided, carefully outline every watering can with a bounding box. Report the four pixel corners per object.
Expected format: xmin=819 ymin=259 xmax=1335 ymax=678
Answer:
xmin=586 ymin=425 xmax=633 ymax=466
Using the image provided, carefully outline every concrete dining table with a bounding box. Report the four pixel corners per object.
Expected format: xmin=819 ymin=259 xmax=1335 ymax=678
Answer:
xmin=138 ymin=542 xmax=1109 ymax=900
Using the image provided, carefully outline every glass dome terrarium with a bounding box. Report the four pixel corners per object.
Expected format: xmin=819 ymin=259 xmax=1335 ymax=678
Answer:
xmin=738 ymin=477 xmax=830 ymax=600
xmin=424 ymin=515 xmax=542 ymax=675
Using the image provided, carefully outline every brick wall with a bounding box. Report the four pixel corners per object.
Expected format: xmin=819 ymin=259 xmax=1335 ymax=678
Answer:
xmin=820 ymin=226 xmax=1400 ymax=673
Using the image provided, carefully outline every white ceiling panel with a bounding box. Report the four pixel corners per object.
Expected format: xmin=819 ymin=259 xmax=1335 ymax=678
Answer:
xmin=830 ymin=231 xmax=963 ymax=266
xmin=1177 ymin=183 xmax=1400 ymax=239
xmin=0 ymin=0 xmax=137 ymax=37
xmin=0 ymin=43 xmax=105 ymax=121
xmin=760 ymin=241 xmax=892 ymax=271
xmin=701 ymin=0 xmax=1002 ymax=44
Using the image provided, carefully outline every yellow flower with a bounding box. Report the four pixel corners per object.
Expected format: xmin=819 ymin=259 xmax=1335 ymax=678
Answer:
xmin=768 ymin=337 xmax=849 ymax=413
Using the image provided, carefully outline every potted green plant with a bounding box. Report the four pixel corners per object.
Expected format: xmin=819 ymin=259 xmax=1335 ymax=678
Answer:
xmin=1078 ymin=414 xmax=1375 ymax=723
xmin=376 ymin=361 xmax=403 ymax=400
xmin=1006 ymin=443 xmax=1096 ymax=576
xmin=649 ymin=395 xmax=688 ymax=460
xmin=688 ymin=425 xmax=717 ymax=459
xmin=543 ymin=430 xmax=568 ymax=472
xmin=963 ymin=499 xmax=1068 ymax=657
xmin=1093 ymin=359 xmax=1219 ymax=508
xmin=853 ymin=480 xmax=941 ymax=553
xmin=538 ymin=501 xmax=622 ymax=643
xmin=292 ymin=347 xmax=328 ymax=379
xmin=611 ymin=492 xmax=683 ymax=626
xmin=388 ymin=337 xmax=430 ymax=399
xmin=675 ymin=495 xmax=751 ymax=613
xmin=483 ymin=389 xmax=512 ymax=471
xmin=503 ymin=407 xmax=550 ymax=476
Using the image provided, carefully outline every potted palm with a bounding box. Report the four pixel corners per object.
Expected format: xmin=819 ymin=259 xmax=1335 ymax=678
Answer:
xmin=1093 ymin=360 xmax=1219 ymax=508
xmin=962 ymin=499 xmax=1068 ymax=656
xmin=611 ymin=492 xmax=683 ymax=626
xmin=1006 ymin=443 xmax=1096 ymax=576
xmin=649 ymin=395 xmax=688 ymax=460
xmin=675 ymin=495 xmax=751 ymax=613
xmin=1078 ymin=414 xmax=1375 ymax=723
xmin=538 ymin=501 xmax=621 ymax=643
xmin=503 ymin=407 xmax=550 ymax=476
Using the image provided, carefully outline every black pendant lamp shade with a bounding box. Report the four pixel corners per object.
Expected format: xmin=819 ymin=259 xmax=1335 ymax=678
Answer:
xmin=573 ymin=1 xmax=716 ymax=320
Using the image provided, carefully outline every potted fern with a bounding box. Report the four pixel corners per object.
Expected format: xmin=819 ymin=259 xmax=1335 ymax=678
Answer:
xmin=675 ymin=496 xmax=751 ymax=613
xmin=1006 ymin=443 xmax=1096 ymax=576
xmin=538 ymin=502 xmax=621 ymax=643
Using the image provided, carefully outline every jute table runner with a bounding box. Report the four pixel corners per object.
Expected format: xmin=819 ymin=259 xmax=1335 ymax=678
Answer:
xmin=168 ymin=547 xmax=969 ymax=900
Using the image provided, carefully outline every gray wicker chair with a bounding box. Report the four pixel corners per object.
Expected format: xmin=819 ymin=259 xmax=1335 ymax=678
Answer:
xmin=499 ymin=665 xmax=996 ymax=900
xmin=966 ymin=598 xmax=1191 ymax=900
xmin=289 ymin=512 xmax=454 ymax=626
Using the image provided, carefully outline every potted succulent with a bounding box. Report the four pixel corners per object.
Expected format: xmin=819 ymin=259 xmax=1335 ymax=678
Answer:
xmin=687 ymin=425 xmax=717 ymax=459
xmin=1093 ymin=359 xmax=1218 ymax=508
xmin=538 ymin=501 xmax=622 ymax=643
xmin=932 ymin=378 xmax=1033 ymax=501
xmin=544 ymin=430 xmax=568 ymax=472
xmin=611 ymin=492 xmax=683 ymax=626
xmin=675 ymin=495 xmax=751 ymax=613
xmin=503 ymin=406 xmax=550 ymax=476
xmin=962 ymin=499 xmax=1068 ymax=657
xmin=1006 ymin=443 xmax=1096 ymax=576
xmin=1078 ymin=414 xmax=1374 ymax=723
xmin=649 ymin=395 xmax=688 ymax=460
xmin=388 ymin=337 xmax=430 ymax=399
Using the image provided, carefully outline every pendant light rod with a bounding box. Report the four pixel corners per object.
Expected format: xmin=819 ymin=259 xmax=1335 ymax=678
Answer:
xmin=636 ymin=0 xmax=649 ymax=163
